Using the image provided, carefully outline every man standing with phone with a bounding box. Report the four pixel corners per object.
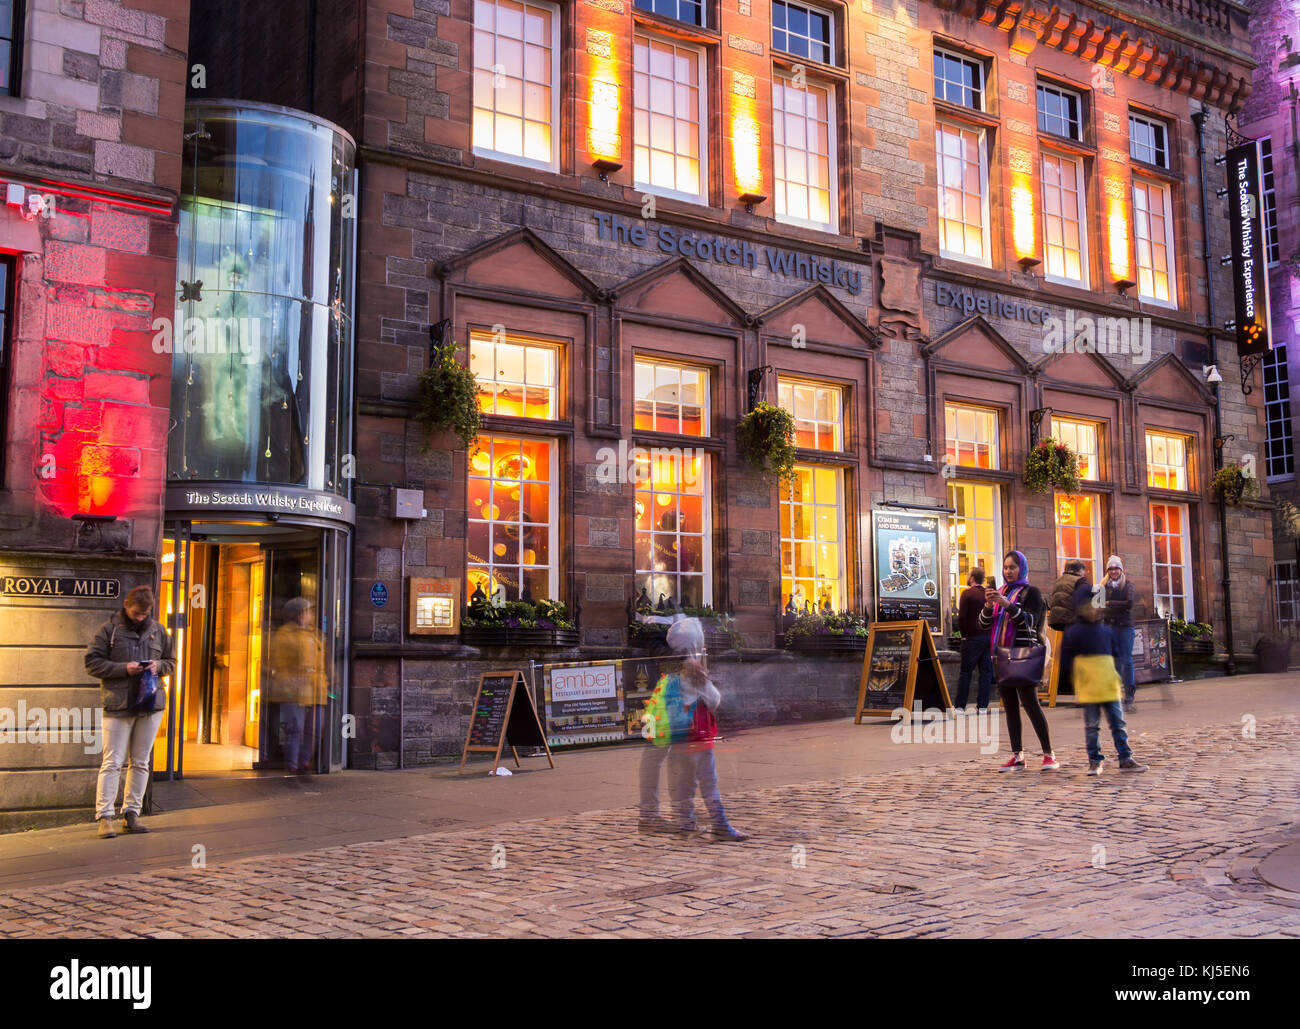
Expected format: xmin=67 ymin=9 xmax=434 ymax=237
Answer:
xmin=85 ymin=585 xmax=176 ymax=838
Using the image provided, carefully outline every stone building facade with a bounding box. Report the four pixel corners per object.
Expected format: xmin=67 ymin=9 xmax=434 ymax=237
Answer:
xmin=0 ymin=0 xmax=191 ymax=827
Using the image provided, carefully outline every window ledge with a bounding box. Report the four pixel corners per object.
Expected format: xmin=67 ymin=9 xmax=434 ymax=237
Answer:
xmin=632 ymin=10 xmax=720 ymax=45
xmin=934 ymin=100 xmax=999 ymax=130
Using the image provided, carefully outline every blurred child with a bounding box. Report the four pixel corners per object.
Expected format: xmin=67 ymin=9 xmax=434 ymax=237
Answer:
xmin=1063 ymin=608 xmax=1149 ymax=776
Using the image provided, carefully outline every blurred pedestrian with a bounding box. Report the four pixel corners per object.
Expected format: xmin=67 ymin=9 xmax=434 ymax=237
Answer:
xmin=663 ymin=618 xmax=747 ymax=841
xmin=85 ymin=585 xmax=175 ymax=838
xmin=269 ymin=597 xmax=329 ymax=774
xmin=1102 ymin=556 xmax=1138 ymax=709
xmin=953 ymin=567 xmax=993 ymax=711
xmin=983 ymin=551 xmax=1059 ymax=772
xmin=1064 ymin=616 xmax=1148 ymax=775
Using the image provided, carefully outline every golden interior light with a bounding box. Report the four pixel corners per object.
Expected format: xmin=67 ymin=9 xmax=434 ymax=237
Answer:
xmin=589 ymin=77 xmax=621 ymax=161
xmin=1011 ymin=179 xmax=1035 ymax=259
xmin=471 ymin=449 xmax=491 ymax=473
xmin=1058 ymin=498 xmax=1075 ymax=523
xmin=1108 ymin=195 xmax=1131 ymax=281
xmin=731 ymin=103 xmax=763 ymax=198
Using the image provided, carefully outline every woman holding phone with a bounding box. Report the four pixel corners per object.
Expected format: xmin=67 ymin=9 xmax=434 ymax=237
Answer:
xmin=980 ymin=551 xmax=1059 ymax=771
xmin=85 ymin=585 xmax=176 ymax=837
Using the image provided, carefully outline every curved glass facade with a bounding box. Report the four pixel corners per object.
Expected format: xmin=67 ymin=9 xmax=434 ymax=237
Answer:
xmin=169 ymin=102 xmax=356 ymax=494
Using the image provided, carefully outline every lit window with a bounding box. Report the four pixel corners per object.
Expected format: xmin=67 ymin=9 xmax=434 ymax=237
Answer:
xmin=1051 ymin=419 xmax=1100 ymax=481
xmin=936 ymin=121 xmax=989 ymax=264
xmin=773 ymin=75 xmax=836 ymax=231
xmin=934 ymin=49 xmax=983 ymax=110
xmin=636 ymin=451 xmax=710 ymax=607
xmin=633 ymin=34 xmax=706 ymax=203
xmin=1041 ymin=153 xmax=1088 ymax=286
xmin=469 ymin=333 xmax=558 ymax=420
xmin=1262 ymin=138 xmax=1279 ymax=265
xmin=1145 ymin=431 xmax=1189 ymax=491
xmin=1150 ymin=502 xmax=1192 ymax=620
xmin=467 ymin=437 xmax=557 ymax=602
xmin=778 ymin=378 xmax=843 ymax=451
xmin=1129 ymin=113 xmax=1168 ymax=168
xmin=780 ymin=466 xmax=845 ymax=612
xmin=633 ymin=0 xmax=703 ymax=27
xmin=634 ymin=359 xmax=708 ymax=436
xmin=773 ymin=1 xmax=834 ymax=65
xmin=1132 ymin=179 xmax=1176 ymax=305
xmin=472 ymin=0 xmax=560 ymax=170
xmin=1037 ymin=82 xmax=1082 ymax=140
xmin=1055 ymin=493 xmax=1102 ymax=582
xmin=948 ymin=481 xmax=1002 ymax=609
xmin=945 ymin=404 xmax=999 ymax=469
xmin=1263 ymin=344 xmax=1294 ymax=479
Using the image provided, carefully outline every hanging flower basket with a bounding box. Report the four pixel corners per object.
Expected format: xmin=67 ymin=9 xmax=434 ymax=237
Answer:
xmin=737 ymin=402 xmax=797 ymax=483
xmin=1023 ymin=437 xmax=1081 ymax=495
xmin=417 ymin=341 xmax=481 ymax=450
xmin=1212 ymin=465 xmax=1260 ymax=505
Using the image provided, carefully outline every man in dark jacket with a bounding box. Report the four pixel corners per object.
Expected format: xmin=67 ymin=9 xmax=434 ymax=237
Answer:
xmin=953 ymin=567 xmax=992 ymax=710
xmin=1102 ymin=555 xmax=1138 ymax=708
xmin=85 ymin=585 xmax=176 ymax=838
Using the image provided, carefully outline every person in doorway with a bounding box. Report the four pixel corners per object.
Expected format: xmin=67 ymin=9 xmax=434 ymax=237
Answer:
xmin=1064 ymin=614 xmax=1148 ymax=775
xmin=662 ymin=618 xmax=748 ymax=841
xmin=85 ymin=585 xmax=176 ymax=838
xmin=953 ymin=567 xmax=993 ymax=711
xmin=269 ymin=597 xmax=329 ymax=775
xmin=1102 ymin=556 xmax=1138 ymax=710
xmin=981 ymin=551 xmax=1060 ymax=772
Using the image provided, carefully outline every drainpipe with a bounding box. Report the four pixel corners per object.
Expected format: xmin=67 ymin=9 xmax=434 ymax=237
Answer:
xmin=1191 ymin=107 xmax=1236 ymax=675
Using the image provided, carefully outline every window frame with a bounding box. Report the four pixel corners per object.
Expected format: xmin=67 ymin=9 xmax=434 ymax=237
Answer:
xmin=771 ymin=0 xmax=836 ymax=67
xmin=633 ymin=356 xmax=711 ymax=437
xmin=944 ymin=402 xmax=1000 ymax=470
xmin=780 ymin=464 xmax=847 ymax=613
xmin=1051 ymin=417 xmax=1101 ymax=481
xmin=1145 ymin=429 xmax=1191 ymax=492
xmin=632 ymin=0 xmax=705 ymax=28
xmin=933 ymin=47 xmax=985 ymax=112
xmin=1 ymin=0 xmax=24 ymax=98
xmin=772 ymin=72 xmax=839 ymax=233
xmin=777 ymin=376 xmax=845 ymax=452
xmin=1036 ymin=81 xmax=1083 ymax=141
xmin=948 ymin=479 xmax=1004 ymax=610
xmin=1149 ymin=500 xmax=1193 ymax=621
xmin=471 ymin=0 xmax=563 ymax=173
xmin=1054 ymin=491 xmax=1103 ymax=582
xmin=1263 ymin=343 xmax=1294 ymax=481
xmin=469 ymin=329 xmax=562 ymax=422
xmin=466 ymin=433 xmax=560 ymax=603
xmin=935 ymin=119 xmax=991 ymax=267
xmin=1132 ymin=177 xmax=1178 ymax=307
xmin=632 ymin=31 xmax=709 ymax=205
xmin=1040 ymin=150 xmax=1089 ymax=288
xmin=1262 ymin=137 xmax=1279 ymax=266
xmin=1128 ymin=112 xmax=1169 ymax=170
xmin=635 ymin=450 xmax=713 ymax=608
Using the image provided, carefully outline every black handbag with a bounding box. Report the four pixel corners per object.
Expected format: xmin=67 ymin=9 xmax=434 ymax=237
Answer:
xmin=994 ymin=610 xmax=1046 ymax=690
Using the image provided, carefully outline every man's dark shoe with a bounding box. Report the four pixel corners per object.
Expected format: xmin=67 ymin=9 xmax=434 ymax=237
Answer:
xmin=637 ymin=816 xmax=676 ymax=835
xmin=709 ymin=824 xmax=749 ymax=841
xmin=121 ymin=811 xmax=150 ymax=833
xmin=1118 ymin=758 xmax=1148 ymax=773
xmin=97 ymin=817 xmax=117 ymax=839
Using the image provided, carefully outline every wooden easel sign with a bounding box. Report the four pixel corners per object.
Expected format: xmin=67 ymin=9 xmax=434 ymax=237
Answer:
xmin=458 ymin=671 xmax=555 ymax=775
xmin=1039 ymin=627 xmax=1063 ymax=708
xmin=855 ymin=619 xmax=952 ymax=721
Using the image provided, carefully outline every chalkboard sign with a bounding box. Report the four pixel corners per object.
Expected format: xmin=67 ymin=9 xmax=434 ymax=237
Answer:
xmin=855 ymin=620 xmax=951 ymax=720
xmin=458 ymin=671 xmax=554 ymax=774
xmin=1132 ymin=619 xmax=1173 ymax=684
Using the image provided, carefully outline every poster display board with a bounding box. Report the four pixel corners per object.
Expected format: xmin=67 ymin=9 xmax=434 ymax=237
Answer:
xmin=855 ymin=619 xmax=952 ymax=720
xmin=458 ymin=671 xmax=554 ymax=774
xmin=1132 ymin=619 xmax=1174 ymax=683
xmin=872 ymin=509 xmax=944 ymax=633
xmin=408 ymin=576 xmax=459 ymax=635
xmin=537 ymin=656 xmax=677 ymax=747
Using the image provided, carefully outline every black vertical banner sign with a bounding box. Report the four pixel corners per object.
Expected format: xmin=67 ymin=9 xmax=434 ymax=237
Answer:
xmin=1226 ymin=140 xmax=1272 ymax=357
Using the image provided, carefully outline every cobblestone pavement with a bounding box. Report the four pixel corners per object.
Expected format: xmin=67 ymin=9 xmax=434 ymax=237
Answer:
xmin=2 ymin=715 xmax=1298 ymax=938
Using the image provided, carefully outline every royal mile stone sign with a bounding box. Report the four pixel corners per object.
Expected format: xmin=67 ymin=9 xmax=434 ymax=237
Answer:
xmin=593 ymin=213 xmax=864 ymax=295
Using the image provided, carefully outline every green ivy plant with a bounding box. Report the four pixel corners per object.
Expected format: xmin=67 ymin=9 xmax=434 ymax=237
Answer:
xmin=1023 ymin=437 xmax=1081 ymax=495
xmin=783 ymin=611 xmax=869 ymax=648
xmin=737 ymin=401 xmax=797 ymax=483
xmin=417 ymin=341 xmax=481 ymax=450
xmin=462 ymin=598 xmax=574 ymax=630
xmin=1211 ymin=465 xmax=1260 ymax=505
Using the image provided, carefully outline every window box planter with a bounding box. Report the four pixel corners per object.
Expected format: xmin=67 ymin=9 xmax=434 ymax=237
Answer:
xmin=460 ymin=626 xmax=580 ymax=648
xmin=1170 ymin=636 xmax=1214 ymax=658
xmin=785 ymin=632 xmax=869 ymax=653
xmin=629 ymin=616 xmax=739 ymax=655
xmin=781 ymin=611 xmax=870 ymax=652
